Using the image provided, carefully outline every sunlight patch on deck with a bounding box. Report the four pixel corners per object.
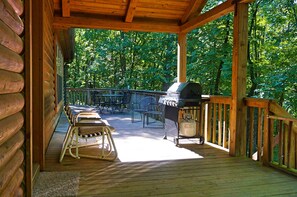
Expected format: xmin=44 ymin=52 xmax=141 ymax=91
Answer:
xmin=114 ymin=136 xmax=203 ymax=162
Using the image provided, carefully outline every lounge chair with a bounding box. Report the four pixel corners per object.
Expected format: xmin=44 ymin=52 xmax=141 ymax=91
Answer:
xmin=59 ymin=105 xmax=117 ymax=162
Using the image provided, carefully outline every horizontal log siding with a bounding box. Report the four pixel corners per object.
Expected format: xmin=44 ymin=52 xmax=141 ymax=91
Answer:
xmin=43 ymin=0 xmax=60 ymax=152
xmin=0 ymin=44 xmax=24 ymax=73
xmin=0 ymin=0 xmax=25 ymax=195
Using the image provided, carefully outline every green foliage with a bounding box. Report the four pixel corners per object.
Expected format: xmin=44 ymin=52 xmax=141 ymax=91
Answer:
xmin=66 ymin=0 xmax=297 ymax=116
xmin=67 ymin=30 xmax=177 ymax=91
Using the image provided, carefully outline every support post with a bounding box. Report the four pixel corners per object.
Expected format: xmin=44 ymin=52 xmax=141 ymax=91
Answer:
xmin=25 ymin=0 xmax=33 ymax=195
xmin=229 ymin=3 xmax=248 ymax=156
xmin=32 ymin=0 xmax=45 ymax=169
xmin=177 ymin=33 xmax=187 ymax=82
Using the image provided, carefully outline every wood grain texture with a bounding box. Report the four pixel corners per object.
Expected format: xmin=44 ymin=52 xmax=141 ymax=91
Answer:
xmin=0 ymin=131 xmax=24 ymax=169
xmin=0 ymin=113 xmax=24 ymax=146
xmin=0 ymin=44 xmax=23 ymax=73
xmin=177 ymin=33 xmax=187 ymax=82
xmin=181 ymin=0 xmax=207 ymax=24
xmin=0 ymin=0 xmax=24 ymax=35
xmin=0 ymin=150 xmax=23 ymax=193
xmin=54 ymin=16 xmax=180 ymax=33
xmin=181 ymin=0 xmax=234 ymax=33
xmin=0 ymin=94 xmax=24 ymax=120
xmin=229 ymin=3 xmax=248 ymax=156
xmin=62 ymin=0 xmax=70 ymax=17
xmin=125 ymin=0 xmax=138 ymax=22
xmin=0 ymin=0 xmax=24 ymax=195
xmin=6 ymin=0 xmax=23 ymax=16
xmin=0 ymin=20 xmax=23 ymax=54
xmin=0 ymin=168 xmax=23 ymax=197
xmin=0 ymin=69 xmax=24 ymax=94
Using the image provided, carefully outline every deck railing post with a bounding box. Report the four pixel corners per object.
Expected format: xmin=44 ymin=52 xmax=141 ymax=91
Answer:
xmin=229 ymin=2 xmax=248 ymax=157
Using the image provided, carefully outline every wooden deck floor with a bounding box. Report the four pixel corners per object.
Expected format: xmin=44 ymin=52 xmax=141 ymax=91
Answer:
xmin=44 ymin=112 xmax=297 ymax=196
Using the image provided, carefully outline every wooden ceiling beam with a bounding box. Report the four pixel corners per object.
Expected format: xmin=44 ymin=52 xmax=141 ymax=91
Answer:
xmin=180 ymin=0 xmax=207 ymax=24
xmin=239 ymin=0 xmax=255 ymax=3
xmin=53 ymin=16 xmax=180 ymax=33
xmin=125 ymin=0 xmax=138 ymax=23
xmin=180 ymin=0 xmax=233 ymax=33
xmin=62 ymin=0 xmax=70 ymax=17
xmin=180 ymin=0 xmax=254 ymax=33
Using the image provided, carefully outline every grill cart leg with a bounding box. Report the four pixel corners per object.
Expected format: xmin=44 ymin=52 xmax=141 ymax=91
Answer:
xmin=174 ymin=137 xmax=179 ymax=146
xmin=200 ymin=136 xmax=204 ymax=145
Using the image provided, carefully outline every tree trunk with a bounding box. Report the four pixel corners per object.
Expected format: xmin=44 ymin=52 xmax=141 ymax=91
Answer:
xmin=247 ymin=0 xmax=262 ymax=97
xmin=214 ymin=17 xmax=230 ymax=95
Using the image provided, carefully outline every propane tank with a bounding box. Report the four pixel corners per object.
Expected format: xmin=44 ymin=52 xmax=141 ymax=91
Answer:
xmin=180 ymin=113 xmax=196 ymax=137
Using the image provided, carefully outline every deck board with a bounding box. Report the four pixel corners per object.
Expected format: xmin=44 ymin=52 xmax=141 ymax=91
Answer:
xmin=44 ymin=112 xmax=297 ymax=196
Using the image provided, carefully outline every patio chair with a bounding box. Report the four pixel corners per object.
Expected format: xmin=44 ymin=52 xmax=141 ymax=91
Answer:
xmin=119 ymin=92 xmax=131 ymax=112
xmin=143 ymin=102 xmax=165 ymax=129
xmin=60 ymin=105 xmax=117 ymax=162
xmin=131 ymin=96 xmax=156 ymax=123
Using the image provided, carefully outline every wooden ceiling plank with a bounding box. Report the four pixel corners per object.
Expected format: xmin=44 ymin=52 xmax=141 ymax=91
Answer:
xmin=53 ymin=16 xmax=180 ymax=33
xmin=125 ymin=0 xmax=138 ymax=22
xmin=181 ymin=0 xmax=207 ymax=24
xmin=62 ymin=0 xmax=70 ymax=17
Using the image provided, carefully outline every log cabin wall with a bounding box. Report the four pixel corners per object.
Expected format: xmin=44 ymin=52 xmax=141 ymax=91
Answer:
xmin=32 ymin=0 xmax=62 ymax=170
xmin=44 ymin=0 xmax=60 ymax=154
xmin=0 ymin=0 xmax=25 ymax=195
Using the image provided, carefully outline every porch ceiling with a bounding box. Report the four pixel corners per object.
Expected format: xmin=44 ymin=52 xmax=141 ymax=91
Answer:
xmin=53 ymin=0 xmax=254 ymax=33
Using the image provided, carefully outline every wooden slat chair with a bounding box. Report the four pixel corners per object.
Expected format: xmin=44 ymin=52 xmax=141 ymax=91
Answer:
xmin=60 ymin=105 xmax=118 ymax=162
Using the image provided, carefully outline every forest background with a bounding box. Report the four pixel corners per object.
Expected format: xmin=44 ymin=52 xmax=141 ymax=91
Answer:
xmin=66 ymin=0 xmax=297 ymax=116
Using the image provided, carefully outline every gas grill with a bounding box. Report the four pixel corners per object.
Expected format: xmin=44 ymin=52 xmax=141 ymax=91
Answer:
xmin=159 ymin=82 xmax=207 ymax=145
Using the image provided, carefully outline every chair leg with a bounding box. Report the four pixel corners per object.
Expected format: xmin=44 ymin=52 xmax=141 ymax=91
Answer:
xmin=131 ymin=110 xmax=134 ymax=123
xmin=59 ymin=126 xmax=73 ymax=162
xmin=143 ymin=113 xmax=146 ymax=127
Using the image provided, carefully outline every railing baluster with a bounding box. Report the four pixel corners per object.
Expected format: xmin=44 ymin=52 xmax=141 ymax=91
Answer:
xmin=207 ymin=103 xmax=212 ymax=142
xmin=263 ymin=106 xmax=269 ymax=165
xmin=279 ymin=120 xmax=283 ymax=166
xmin=223 ymin=104 xmax=227 ymax=148
xmin=212 ymin=103 xmax=217 ymax=143
xmin=249 ymin=107 xmax=254 ymax=158
xmin=218 ymin=103 xmax=222 ymax=146
xmin=257 ymin=108 xmax=263 ymax=161
xmin=288 ymin=121 xmax=294 ymax=169
xmin=269 ymin=118 xmax=274 ymax=163
xmin=284 ymin=124 xmax=289 ymax=166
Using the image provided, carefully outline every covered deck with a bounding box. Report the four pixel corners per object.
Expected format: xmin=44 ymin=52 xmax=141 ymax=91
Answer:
xmin=42 ymin=111 xmax=297 ymax=196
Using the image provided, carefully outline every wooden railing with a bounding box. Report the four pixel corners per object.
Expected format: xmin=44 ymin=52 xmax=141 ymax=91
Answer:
xmin=65 ymin=88 xmax=165 ymax=108
xmin=202 ymin=96 xmax=231 ymax=149
xmin=203 ymin=96 xmax=297 ymax=175
xmin=244 ymin=98 xmax=271 ymax=162
xmin=267 ymin=102 xmax=297 ymax=175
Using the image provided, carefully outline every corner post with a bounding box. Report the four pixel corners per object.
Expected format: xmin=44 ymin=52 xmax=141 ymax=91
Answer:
xmin=229 ymin=2 xmax=248 ymax=156
xmin=177 ymin=33 xmax=187 ymax=83
xmin=25 ymin=0 xmax=33 ymax=195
